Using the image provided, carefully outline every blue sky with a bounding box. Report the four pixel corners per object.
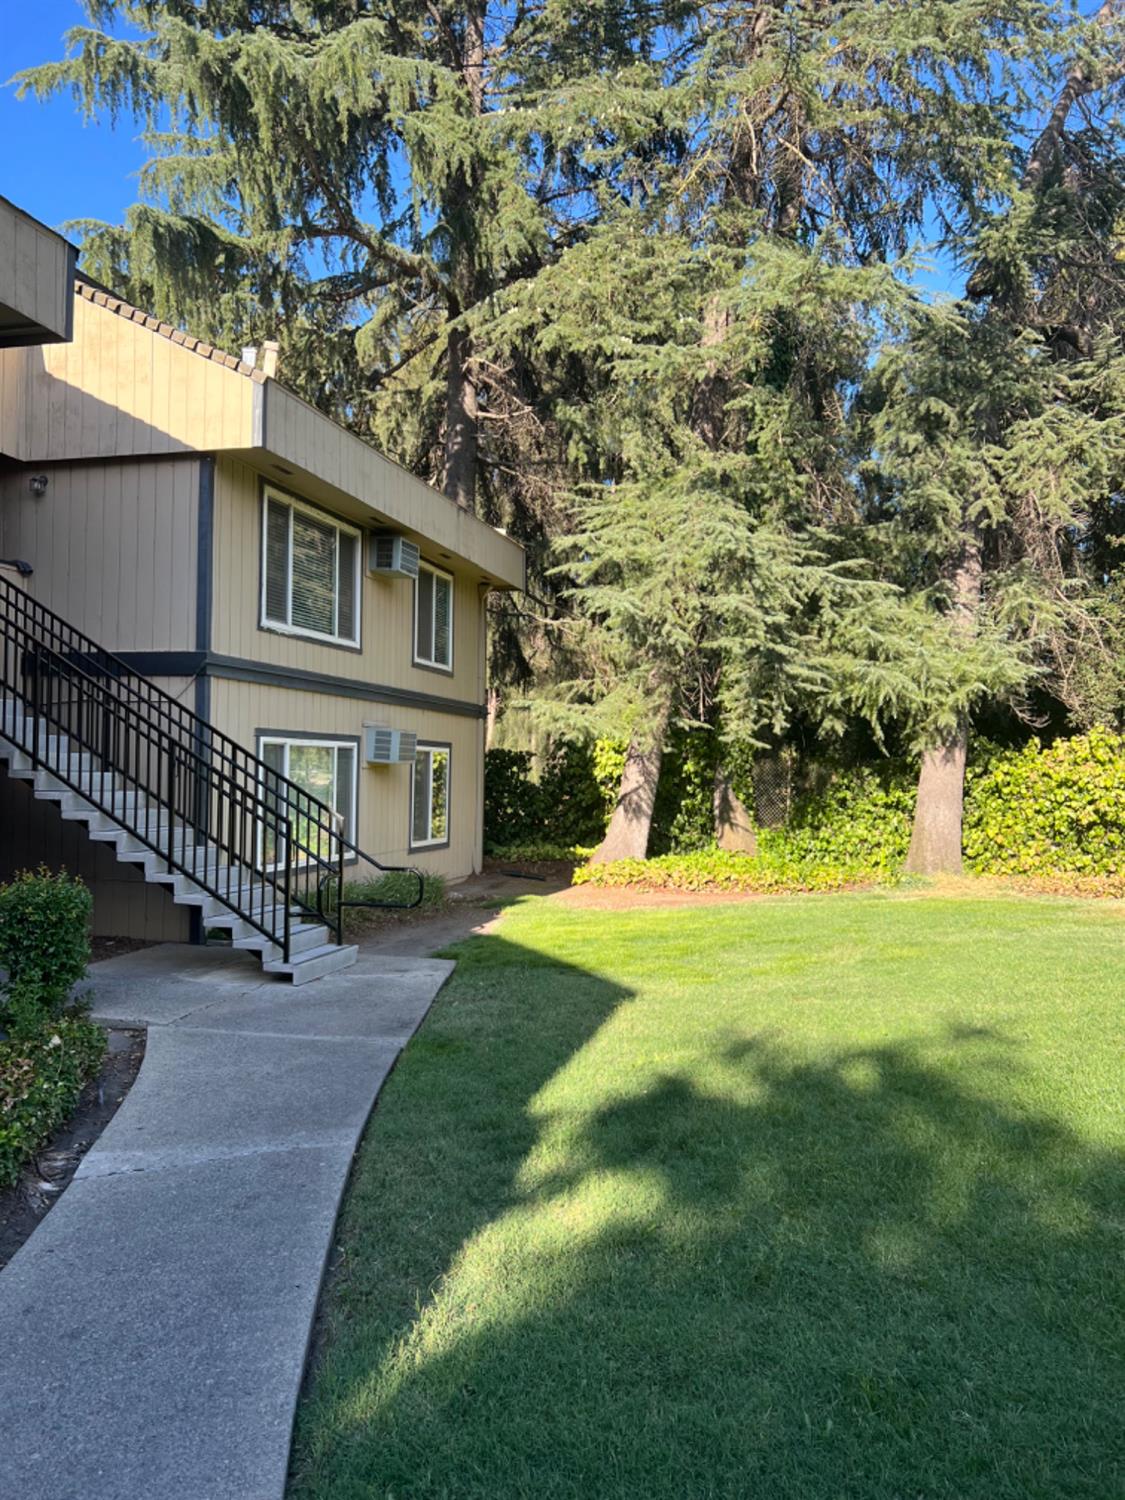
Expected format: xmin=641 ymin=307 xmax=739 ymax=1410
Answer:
xmin=2 ymin=2 xmax=145 ymax=236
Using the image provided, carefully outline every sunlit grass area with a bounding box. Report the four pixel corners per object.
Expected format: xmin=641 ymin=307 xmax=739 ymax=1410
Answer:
xmin=290 ymin=892 xmax=1124 ymax=1500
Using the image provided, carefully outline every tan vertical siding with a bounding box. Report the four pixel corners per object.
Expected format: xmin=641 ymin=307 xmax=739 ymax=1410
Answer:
xmin=262 ymin=383 xmax=524 ymax=588
xmin=0 ymin=459 xmax=199 ymax=651
xmin=0 ymin=295 xmax=254 ymax=463
xmin=210 ymin=457 xmax=485 ymax=702
xmin=210 ymin=678 xmax=483 ymax=881
xmin=0 ymin=200 xmax=73 ymax=344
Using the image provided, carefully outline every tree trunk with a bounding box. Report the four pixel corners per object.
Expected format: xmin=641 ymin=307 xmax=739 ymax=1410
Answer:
xmin=443 ymin=322 xmax=479 ymax=511
xmin=441 ymin=3 xmax=486 ymax=513
xmin=591 ymin=723 xmax=667 ymax=863
xmin=905 ymin=531 xmax=982 ymax=874
xmin=904 ymin=733 xmax=968 ymax=875
xmin=713 ymin=765 xmax=758 ymax=853
xmin=485 ymin=686 xmax=500 ymax=749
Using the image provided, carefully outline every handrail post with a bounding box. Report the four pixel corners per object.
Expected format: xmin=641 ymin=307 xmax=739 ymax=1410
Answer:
xmin=30 ymin=639 xmax=40 ymax=769
xmin=283 ymin=820 xmax=293 ymax=963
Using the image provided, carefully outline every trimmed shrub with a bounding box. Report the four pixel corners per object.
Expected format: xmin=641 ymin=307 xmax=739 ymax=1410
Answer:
xmin=573 ymin=849 xmax=872 ymax=894
xmin=0 ymin=868 xmax=92 ymax=1037
xmin=338 ymin=872 xmax=446 ymax=932
xmin=484 ymin=742 xmax=613 ymax=853
xmin=0 ymin=1012 xmax=106 ymax=1189
xmin=964 ymin=728 xmax=1125 ymax=876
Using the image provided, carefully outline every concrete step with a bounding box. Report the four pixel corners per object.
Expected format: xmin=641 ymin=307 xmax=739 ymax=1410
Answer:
xmin=262 ymin=943 xmax=359 ymax=985
xmin=3 ymin=701 xmax=355 ymax=987
xmin=232 ymin=922 xmax=332 ymax=960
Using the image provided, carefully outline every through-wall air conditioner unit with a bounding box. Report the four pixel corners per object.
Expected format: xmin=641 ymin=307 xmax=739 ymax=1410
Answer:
xmin=364 ymin=725 xmax=418 ymax=765
xmin=368 ymin=531 xmax=420 ymax=579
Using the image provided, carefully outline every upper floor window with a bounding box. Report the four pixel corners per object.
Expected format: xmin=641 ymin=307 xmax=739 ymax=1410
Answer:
xmin=414 ymin=561 xmax=453 ymax=671
xmin=261 ymin=487 xmax=360 ymax=647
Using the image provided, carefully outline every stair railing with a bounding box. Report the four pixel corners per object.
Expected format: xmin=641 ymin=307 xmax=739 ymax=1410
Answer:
xmin=0 ymin=573 xmax=424 ymax=957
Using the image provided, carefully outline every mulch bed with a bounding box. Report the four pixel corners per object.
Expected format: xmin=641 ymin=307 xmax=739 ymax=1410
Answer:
xmin=89 ymin=936 xmax=156 ymax=965
xmin=0 ymin=1027 xmax=146 ymax=1272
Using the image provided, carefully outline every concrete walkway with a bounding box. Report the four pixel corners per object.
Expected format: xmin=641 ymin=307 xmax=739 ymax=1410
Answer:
xmin=0 ymin=942 xmax=455 ymax=1500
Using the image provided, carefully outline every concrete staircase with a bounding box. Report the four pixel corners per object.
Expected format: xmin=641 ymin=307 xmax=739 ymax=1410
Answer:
xmin=0 ymin=700 xmax=358 ymax=984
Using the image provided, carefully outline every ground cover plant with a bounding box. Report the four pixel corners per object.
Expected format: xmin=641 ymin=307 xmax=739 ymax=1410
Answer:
xmin=290 ymin=893 xmax=1124 ymax=1499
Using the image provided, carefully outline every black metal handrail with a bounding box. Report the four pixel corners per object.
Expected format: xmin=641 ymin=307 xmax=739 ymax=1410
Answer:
xmin=0 ymin=574 xmax=425 ymax=958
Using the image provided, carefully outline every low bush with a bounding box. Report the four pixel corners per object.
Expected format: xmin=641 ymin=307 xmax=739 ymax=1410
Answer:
xmin=0 ymin=868 xmax=92 ymax=1037
xmin=573 ymin=849 xmax=875 ymax=894
xmin=487 ymin=843 xmax=593 ymax=864
xmin=759 ymin=764 xmax=915 ymax=873
xmin=484 ymin=743 xmax=610 ymax=853
xmin=0 ymin=1012 xmax=106 ymax=1189
xmin=964 ymin=727 xmax=1125 ymax=876
xmin=342 ymin=871 xmax=447 ymax=910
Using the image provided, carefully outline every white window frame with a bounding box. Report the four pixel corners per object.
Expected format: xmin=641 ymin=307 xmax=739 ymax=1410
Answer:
xmin=260 ymin=485 xmax=362 ymax=648
xmin=413 ymin=560 xmax=454 ymax=671
xmin=257 ymin=734 xmax=359 ymax=868
xmin=410 ymin=743 xmax=451 ymax=850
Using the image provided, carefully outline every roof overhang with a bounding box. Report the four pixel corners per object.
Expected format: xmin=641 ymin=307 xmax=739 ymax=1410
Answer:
xmin=231 ymin=379 xmax=525 ymax=592
xmin=0 ymin=198 xmax=77 ymax=348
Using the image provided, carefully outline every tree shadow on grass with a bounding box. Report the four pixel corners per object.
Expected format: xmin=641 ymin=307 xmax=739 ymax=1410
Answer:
xmin=290 ymin=935 xmax=1123 ymax=1500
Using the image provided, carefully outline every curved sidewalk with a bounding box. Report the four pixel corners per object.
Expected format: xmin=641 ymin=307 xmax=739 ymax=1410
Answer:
xmin=0 ymin=942 xmax=454 ymax=1500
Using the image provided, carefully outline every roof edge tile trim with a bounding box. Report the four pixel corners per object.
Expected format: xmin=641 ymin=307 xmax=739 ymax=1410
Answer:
xmin=74 ymin=277 xmax=268 ymax=384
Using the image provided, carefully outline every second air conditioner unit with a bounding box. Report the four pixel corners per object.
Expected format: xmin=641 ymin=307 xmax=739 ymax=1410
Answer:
xmin=368 ymin=531 xmax=420 ymax=579
xmin=364 ymin=725 xmax=418 ymax=765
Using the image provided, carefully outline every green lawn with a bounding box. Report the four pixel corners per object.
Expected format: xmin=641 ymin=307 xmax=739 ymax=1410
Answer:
xmin=289 ymin=892 xmax=1124 ymax=1500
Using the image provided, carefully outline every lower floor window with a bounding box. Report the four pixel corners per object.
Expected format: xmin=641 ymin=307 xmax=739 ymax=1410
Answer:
xmin=259 ymin=736 xmax=357 ymax=864
xmin=411 ymin=744 xmax=450 ymax=848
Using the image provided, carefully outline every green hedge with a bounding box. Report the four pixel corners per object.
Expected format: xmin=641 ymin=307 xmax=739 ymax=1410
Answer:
xmin=573 ymin=850 xmax=870 ymax=894
xmin=485 ymin=732 xmax=755 ymax=857
xmin=0 ymin=1013 xmax=106 ymax=1189
xmin=484 ymin=743 xmax=614 ymax=853
xmin=759 ymin=765 xmax=915 ymax=873
xmin=0 ymin=867 xmax=93 ymax=1036
xmin=495 ymin=730 xmax=1125 ymax=882
xmin=964 ymin=728 xmax=1125 ymax=876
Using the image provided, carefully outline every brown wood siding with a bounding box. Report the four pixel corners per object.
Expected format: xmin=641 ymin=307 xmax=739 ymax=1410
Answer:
xmin=0 ymin=460 xmax=200 ymax=652
xmin=211 ymin=457 xmax=486 ymax=702
xmin=210 ymin=677 xmax=484 ymax=880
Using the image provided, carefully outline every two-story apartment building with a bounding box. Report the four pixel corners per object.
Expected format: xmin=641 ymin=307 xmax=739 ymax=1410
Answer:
xmin=0 ymin=197 xmax=524 ymax=951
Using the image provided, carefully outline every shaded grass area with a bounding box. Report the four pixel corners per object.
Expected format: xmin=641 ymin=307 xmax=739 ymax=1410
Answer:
xmin=290 ymin=893 xmax=1125 ymax=1500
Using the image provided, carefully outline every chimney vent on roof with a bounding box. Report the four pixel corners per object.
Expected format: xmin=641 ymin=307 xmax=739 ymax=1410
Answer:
xmin=262 ymin=340 xmax=280 ymax=379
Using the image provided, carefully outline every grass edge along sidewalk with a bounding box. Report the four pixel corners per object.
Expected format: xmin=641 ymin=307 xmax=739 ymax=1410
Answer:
xmin=290 ymin=890 xmax=1124 ymax=1500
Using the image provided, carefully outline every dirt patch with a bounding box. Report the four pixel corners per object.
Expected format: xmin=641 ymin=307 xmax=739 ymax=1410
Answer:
xmin=0 ymin=1026 xmax=145 ymax=1271
xmin=90 ymin=936 xmax=156 ymax=965
xmin=482 ymin=856 xmax=577 ymax=884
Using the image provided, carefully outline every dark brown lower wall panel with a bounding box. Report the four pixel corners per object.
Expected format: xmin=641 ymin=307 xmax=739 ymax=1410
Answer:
xmin=0 ymin=763 xmax=190 ymax=942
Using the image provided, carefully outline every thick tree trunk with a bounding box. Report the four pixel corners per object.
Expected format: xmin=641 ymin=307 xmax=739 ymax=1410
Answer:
xmin=906 ymin=531 xmax=982 ymax=874
xmin=713 ymin=765 xmax=758 ymax=853
xmin=441 ymin=4 xmax=487 ymax=513
xmin=591 ymin=724 xmax=667 ymax=864
xmin=904 ymin=733 xmax=968 ymax=875
xmin=443 ymin=322 xmax=479 ymax=511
